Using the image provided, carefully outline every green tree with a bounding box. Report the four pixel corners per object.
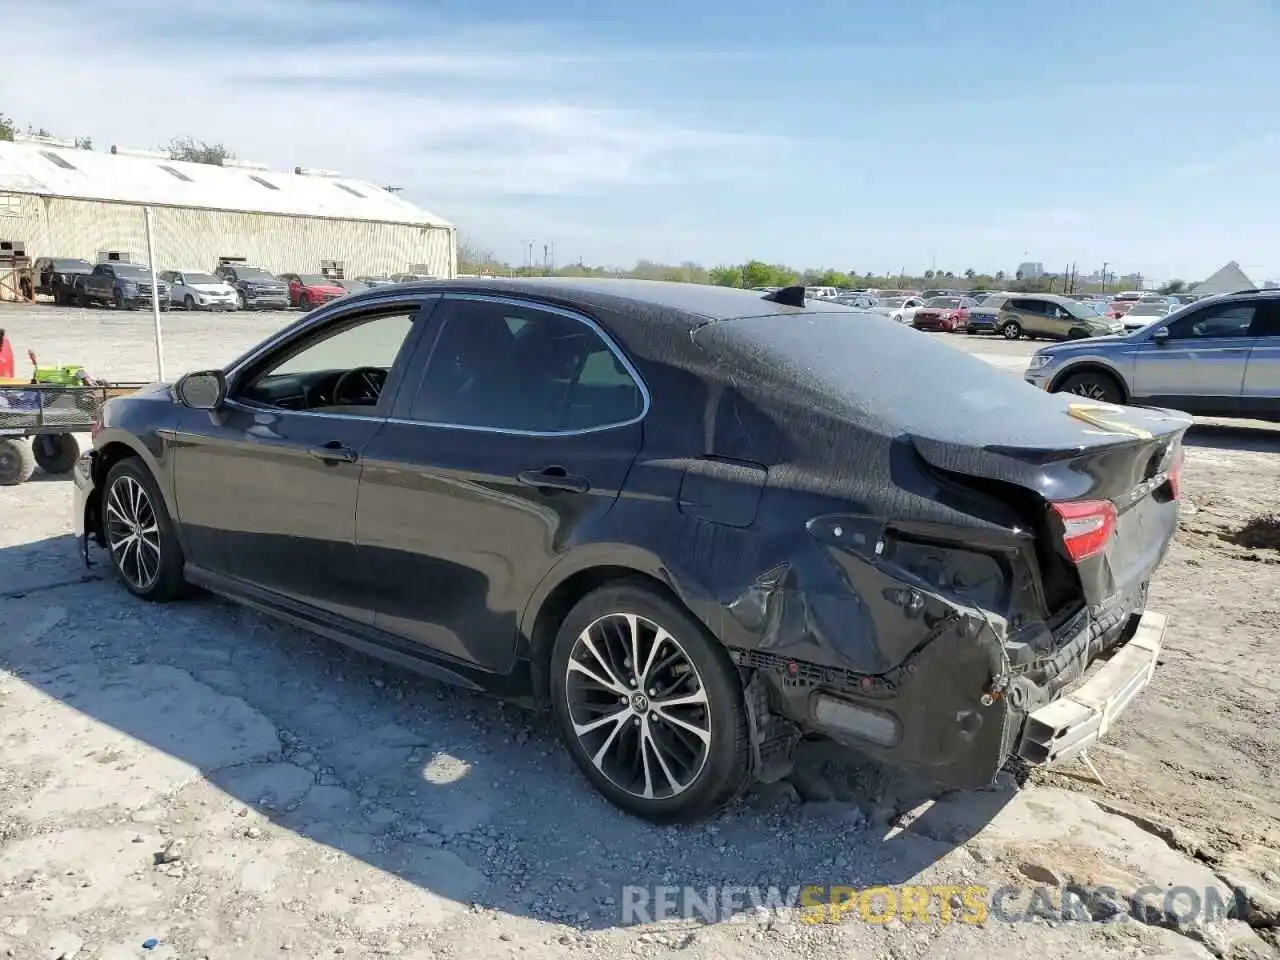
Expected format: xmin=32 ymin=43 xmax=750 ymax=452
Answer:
xmin=0 ymin=112 xmax=12 ymax=140
xmin=74 ymin=136 xmax=92 ymax=150
xmin=964 ymin=268 xmax=976 ymax=279
xmin=167 ymin=136 xmax=235 ymax=165
xmin=1158 ymin=279 xmax=1186 ymax=294
xmin=995 ymin=270 xmax=1006 ymax=281
xmin=709 ymin=265 xmax=742 ymax=287
xmin=923 ymin=269 xmax=935 ymax=280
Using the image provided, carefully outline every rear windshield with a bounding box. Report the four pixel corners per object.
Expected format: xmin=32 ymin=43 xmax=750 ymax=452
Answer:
xmin=299 ymin=275 xmax=333 ymax=285
xmin=53 ymin=259 xmax=92 ymax=271
xmin=112 ymin=265 xmax=152 ymax=279
xmin=692 ymin=313 xmax=1108 ymax=448
xmin=925 ymin=297 xmax=962 ymax=307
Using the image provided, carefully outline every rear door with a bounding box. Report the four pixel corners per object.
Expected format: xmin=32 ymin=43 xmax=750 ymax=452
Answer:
xmin=1130 ymin=300 xmax=1258 ymax=414
xmin=1241 ymin=301 xmax=1280 ymax=420
xmin=1005 ymin=298 xmax=1044 ymax=335
xmin=355 ymin=293 xmax=647 ymax=673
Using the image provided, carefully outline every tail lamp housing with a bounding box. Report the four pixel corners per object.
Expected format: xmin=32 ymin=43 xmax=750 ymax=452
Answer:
xmin=1052 ymin=499 xmax=1118 ymax=562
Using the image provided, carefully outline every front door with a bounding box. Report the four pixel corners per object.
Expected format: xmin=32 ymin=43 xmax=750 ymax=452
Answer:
xmin=170 ymin=301 xmax=427 ymax=622
xmin=355 ymin=294 xmax=647 ymax=673
xmin=1130 ymin=301 xmax=1258 ymax=415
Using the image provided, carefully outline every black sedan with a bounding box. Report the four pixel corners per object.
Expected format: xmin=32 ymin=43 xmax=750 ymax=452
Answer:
xmin=74 ymin=279 xmax=1189 ymax=822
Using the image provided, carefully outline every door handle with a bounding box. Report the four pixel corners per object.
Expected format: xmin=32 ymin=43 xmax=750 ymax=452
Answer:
xmin=308 ymin=440 xmax=359 ymax=464
xmin=517 ymin=465 xmax=590 ymax=494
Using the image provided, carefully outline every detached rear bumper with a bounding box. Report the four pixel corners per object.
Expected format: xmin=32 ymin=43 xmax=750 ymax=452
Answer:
xmin=1018 ymin=609 xmax=1164 ymax=764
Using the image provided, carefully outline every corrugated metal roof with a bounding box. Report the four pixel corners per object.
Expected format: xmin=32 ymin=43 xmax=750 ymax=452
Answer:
xmin=0 ymin=141 xmax=451 ymax=228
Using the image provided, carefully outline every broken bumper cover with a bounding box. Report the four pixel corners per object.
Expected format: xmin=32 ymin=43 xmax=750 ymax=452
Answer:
xmin=1017 ymin=610 xmax=1165 ymax=765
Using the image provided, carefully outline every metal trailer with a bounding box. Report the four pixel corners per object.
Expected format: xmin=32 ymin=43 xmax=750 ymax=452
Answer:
xmin=0 ymin=382 xmax=144 ymax=485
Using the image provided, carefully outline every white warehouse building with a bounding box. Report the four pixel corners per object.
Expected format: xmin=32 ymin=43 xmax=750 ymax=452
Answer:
xmin=0 ymin=139 xmax=455 ymax=281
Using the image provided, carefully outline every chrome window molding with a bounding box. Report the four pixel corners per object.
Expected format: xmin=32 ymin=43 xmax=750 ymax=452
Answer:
xmin=218 ymin=291 xmax=651 ymax=439
xmin=409 ymin=292 xmax=651 ymax=437
xmin=222 ymin=292 xmax=441 ymax=385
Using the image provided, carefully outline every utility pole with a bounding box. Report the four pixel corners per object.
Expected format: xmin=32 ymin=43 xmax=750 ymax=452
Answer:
xmin=1100 ymin=262 xmax=1109 ymax=293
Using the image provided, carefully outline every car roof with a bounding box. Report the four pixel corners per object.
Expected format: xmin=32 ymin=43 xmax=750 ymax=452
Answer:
xmin=349 ymin=277 xmax=865 ymax=326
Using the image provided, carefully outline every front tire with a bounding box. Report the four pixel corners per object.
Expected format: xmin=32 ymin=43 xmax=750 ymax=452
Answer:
xmin=550 ymin=582 xmax=751 ymax=823
xmin=102 ymin=458 xmax=187 ymax=602
xmin=1056 ymin=371 xmax=1124 ymax=404
xmin=1000 ymin=320 xmax=1022 ymax=340
xmin=184 ymin=295 xmax=196 ymax=311
xmin=32 ymin=433 xmax=80 ymax=474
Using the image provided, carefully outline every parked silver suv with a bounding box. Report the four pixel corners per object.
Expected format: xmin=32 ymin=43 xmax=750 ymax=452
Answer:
xmin=1023 ymin=291 xmax=1280 ymax=420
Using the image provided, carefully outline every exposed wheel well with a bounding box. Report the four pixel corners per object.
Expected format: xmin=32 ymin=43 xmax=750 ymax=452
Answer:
xmin=527 ymin=566 xmax=697 ymax=706
xmin=85 ymin=442 xmax=142 ymax=543
xmin=1049 ymin=363 xmax=1129 ymax=402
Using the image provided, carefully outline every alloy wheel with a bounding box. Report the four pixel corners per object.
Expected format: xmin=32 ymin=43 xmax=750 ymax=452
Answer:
xmin=564 ymin=613 xmax=712 ymax=801
xmin=104 ymin=475 xmax=162 ymax=591
xmin=1068 ymin=381 xmax=1112 ymax=401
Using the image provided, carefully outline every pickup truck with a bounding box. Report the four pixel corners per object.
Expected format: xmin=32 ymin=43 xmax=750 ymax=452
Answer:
xmin=75 ymin=263 xmax=170 ymax=310
xmin=32 ymin=257 xmax=94 ymax=305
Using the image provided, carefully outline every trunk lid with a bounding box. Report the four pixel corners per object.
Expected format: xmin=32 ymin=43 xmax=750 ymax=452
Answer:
xmin=693 ymin=311 xmax=1192 ymax=608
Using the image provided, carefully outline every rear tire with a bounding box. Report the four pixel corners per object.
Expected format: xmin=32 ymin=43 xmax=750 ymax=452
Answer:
xmin=550 ymin=582 xmax=751 ymax=823
xmin=0 ymin=438 xmax=36 ymax=486
xmin=32 ymin=433 xmax=80 ymax=475
xmin=1055 ymin=371 xmax=1124 ymax=404
xmin=1000 ymin=320 xmax=1022 ymax=340
xmin=102 ymin=457 xmax=188 ymax=602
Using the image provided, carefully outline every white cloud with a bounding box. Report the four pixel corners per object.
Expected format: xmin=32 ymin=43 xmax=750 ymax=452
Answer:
xmin=2 ymin=1 xmax=782 ymax=210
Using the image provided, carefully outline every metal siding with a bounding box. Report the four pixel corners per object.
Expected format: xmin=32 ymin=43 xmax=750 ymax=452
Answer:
xmin=0 ymin=195 xmax=454 ymax=278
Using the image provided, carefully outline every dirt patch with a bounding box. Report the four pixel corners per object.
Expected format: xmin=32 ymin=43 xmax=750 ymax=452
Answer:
xmin=1223 ymin=513 xmax=1280 ymax=551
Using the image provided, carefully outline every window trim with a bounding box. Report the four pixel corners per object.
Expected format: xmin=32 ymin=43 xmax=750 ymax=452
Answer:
xmin=398 ymin=292 xmax=652 ymax=438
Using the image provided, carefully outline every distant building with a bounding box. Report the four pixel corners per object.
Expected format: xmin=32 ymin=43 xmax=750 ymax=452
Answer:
xmin=1016 ymin=261 xmax=1044 ymax=279
xmin=0 ymin=139 xmax=455 ymax=281
xmin=1189 ymin=261 xmax=1254 ymax=296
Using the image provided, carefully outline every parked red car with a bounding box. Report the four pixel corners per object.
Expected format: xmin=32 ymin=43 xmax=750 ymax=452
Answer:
xmin=912 ymin=296 xmax=975 ymax=332
xmin=281 ymin=273 xmax=347 ymax=310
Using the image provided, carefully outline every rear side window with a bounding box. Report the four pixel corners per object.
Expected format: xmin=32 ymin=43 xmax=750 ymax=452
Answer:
xmin=408 ymin=297 xmax=644 ymax=433
xmin=1167 ymin=303 xmax=1256 ymax=339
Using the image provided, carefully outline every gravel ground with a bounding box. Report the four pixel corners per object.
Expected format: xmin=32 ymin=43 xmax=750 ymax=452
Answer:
xmin=1 ymin=299 xmax=1277 ymax=960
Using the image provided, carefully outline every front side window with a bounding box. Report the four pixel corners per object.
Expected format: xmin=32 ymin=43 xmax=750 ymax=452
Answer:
xmin=408 ymin=297 xmax=644 ymax=433
xmin=236 ymin=309 xmax=418 ymax=413
xmin=1166 ymin=304 xmax=1256 ymax=340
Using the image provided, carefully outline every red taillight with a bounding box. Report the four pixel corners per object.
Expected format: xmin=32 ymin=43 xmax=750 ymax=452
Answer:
xmin=1052 ymin=499 xmax=1117 ymax=562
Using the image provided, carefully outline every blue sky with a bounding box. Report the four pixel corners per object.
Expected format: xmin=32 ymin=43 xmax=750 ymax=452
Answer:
xmin=6 ymin=0 xmax=1279 ymax=281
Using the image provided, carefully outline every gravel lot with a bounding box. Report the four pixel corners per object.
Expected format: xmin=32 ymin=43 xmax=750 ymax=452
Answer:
xmin=1 ymin=299 xmax=1277 ymax=960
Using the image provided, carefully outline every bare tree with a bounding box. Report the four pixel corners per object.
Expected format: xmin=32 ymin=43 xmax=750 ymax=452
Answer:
xmin=167 ymin=136 xmax=235 ymax=166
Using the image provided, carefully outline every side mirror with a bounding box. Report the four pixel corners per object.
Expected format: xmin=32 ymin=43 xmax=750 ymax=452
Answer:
xmin=1151 ymin=326 xmax=1170 ymax=343
xmin=175 ymin=370 xmax=226 ymax=410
